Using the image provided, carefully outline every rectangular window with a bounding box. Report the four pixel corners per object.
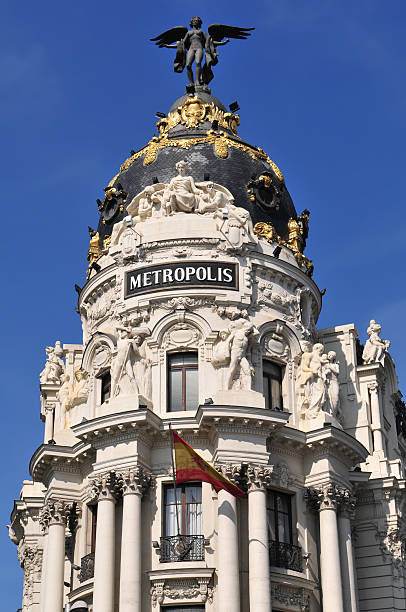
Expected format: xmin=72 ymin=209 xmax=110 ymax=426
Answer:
xmin=89 ymin=504 xmax=98 ymax=553
xmin=263 ymin=360 xmax=283 ymax=410
xmin=168 ymin=352 xmax=198 ymax=412
xmin=100 ymin=370 xmax=111 ymax=404
xmin=267 ymin=490 xmax=302 ymax=572
xmin=268 ymin=490 xmax=292 ymax=544
xmin=163 ymin=607 xmax=206 ymax=611
xmin=164 ymin=483 xmax=202 ymax=535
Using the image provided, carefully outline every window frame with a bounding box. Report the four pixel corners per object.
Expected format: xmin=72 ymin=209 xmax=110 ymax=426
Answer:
xmin=167 ymin=351 xmax=199 ymax=412
xmin=163 ymin=482 xmax=202 ymax=536
xmin=262 ymin=359 xmax=284 ymax=411
xmin=267 ymin=489 xmax=293 ymax=545
xmin=98 ymin=369 xmax=111 ymax=405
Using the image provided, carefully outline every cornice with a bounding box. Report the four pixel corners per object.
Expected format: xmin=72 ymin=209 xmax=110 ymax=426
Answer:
xmin=29 ymin=441 xmax=95 ymax=483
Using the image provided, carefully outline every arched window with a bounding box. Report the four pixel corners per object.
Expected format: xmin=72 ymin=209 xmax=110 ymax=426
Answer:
xmin=167 ymin=352 xmax=198 ymax=412
xmin=263 ymin=360 xmax=284 ymax=410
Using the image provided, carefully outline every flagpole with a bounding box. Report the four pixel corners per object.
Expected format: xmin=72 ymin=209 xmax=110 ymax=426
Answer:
xmin=168 ymin=423 xmax=181 ymax=537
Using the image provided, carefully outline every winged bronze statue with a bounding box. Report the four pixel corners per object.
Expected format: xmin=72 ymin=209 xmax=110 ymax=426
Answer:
xmin=151 ymin=17 xmax=254 ymax=87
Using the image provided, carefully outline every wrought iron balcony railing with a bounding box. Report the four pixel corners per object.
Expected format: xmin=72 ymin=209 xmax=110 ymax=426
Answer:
xmin=269 ymin=540 xmax=303 ymax=572
xmin=160 ymin=534 xmax=205 ymax=562
xmin=79 ymin=552 xmax=95 ymax=582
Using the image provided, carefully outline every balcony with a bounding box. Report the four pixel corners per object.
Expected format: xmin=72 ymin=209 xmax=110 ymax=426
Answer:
xmin=269 ymin=540 xmax=303 ymax=572
xmin=79 ymin=552 xmax=95 ymax=582
xmin=160 ymin=534 xmax=205 ymax=562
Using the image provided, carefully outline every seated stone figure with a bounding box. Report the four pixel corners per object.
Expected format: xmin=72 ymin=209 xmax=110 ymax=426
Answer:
xmin=162 ymin=160 xmax=204 ymax=214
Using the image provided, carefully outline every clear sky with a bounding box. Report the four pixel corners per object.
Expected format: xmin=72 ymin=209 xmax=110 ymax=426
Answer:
xmin=1 ymin=0 xmax=405 ymax=606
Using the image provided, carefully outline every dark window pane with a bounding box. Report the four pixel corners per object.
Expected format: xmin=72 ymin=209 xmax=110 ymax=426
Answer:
xmin=169 ymin=369 xmax=183 ymax=412
xmin=263 ymin=360 xmax=283 ymax=410
xmin=263 ymin=375 xmax=270 ymax=409
xmin=267 ymin=491 xmax=292 ymax=544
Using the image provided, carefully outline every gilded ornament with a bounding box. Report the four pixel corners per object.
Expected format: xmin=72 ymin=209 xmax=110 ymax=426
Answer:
xmin=156 ymin=96 xmax=240 ymax=136
xmin=254 ymin=222 xmax=280 ymax=244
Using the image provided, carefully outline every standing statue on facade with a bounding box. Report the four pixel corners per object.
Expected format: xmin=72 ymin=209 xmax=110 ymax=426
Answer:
xmin=151 ymin=18 xmax=254 ymax=86
xmin=212 ymin=320 xmax=258 ymax=390
xmin=298 ymin=343 xmax=342 ymax=424
xmin=111 ymin=326 xmax=151 ymax=403
xmin=362 ymin=319 xmax=390 ymax=365
xmin=40 ymin=341 xmax=65 ymax=384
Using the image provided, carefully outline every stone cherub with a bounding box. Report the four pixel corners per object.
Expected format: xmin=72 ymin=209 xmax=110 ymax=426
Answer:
xmin=362 ymin=319 xmax=390 ymax=365
xmin=151 ymin=18 xmax=254 ymax=86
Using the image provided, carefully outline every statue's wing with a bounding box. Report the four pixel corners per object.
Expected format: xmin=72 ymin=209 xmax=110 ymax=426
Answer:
xmin=207 ymin=24 xmax=255 ymax=41
xmin=150 ymin=26 xmax=188 ymax=47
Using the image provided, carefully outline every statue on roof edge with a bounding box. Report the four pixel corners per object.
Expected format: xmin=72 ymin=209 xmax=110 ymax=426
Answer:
xmin=150 ymin=17 xmax=254 ymax=86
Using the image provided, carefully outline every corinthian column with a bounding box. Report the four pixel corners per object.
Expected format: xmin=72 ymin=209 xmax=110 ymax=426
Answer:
xmin=247 ymin=465 xmax=272 ymax=612
xmin=118 ymin=467 xmax=150 ymax=612
xmin=338 ymin=490 xmax=359 ymax=612
xmin=216 ymin=463 xmax=241 ymax=612
xmin=91 ymin=473 xmax=119 ymax=612
xmin=40 ymin=500 xmax=74 ymax=612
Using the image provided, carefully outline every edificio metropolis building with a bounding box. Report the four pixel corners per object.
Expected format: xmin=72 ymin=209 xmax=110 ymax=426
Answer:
xmin=9 ymin=18 xmax=406 ymax=612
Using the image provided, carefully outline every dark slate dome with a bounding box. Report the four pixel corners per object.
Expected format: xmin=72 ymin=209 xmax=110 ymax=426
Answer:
xmin=96 ymin=91 xmax=297 ymax=242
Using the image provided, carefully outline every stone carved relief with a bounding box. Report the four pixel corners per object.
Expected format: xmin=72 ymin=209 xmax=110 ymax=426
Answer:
xmin=58 ymin=368 xmax=89 ymax=428
xmin=161 ymin=323 xmax=201 ymax=352
xmin=110 ymin=326 xmax=152 ymax=404
xmin=376 ymin=525 xmax=406 ymax=576
xmin=39 ymin=500 xmax=76 ymax=531
xmin=82 ymin=278 xmax=119 ymax=334
xmin=117 ymin=466 xmax=152 ymax=497
xmin=212 ymin=320 xmax=259 ymax=391
xmin=305 ymin=484 xmax=352 ymax=512
xmin=150 ymin=578 xmax=214 ymax=607
xmin=18 ymin=545 xmax=43 ymax=611
xmin=298 ymin=342 xmax=342 ymax=423
xmin=152 ymin=296 xmax=215 ymax=314
xmin=263 ymin=326 xmax=291 ymax=361
xmin=271 ymin=584 xmax=310 ymax=612
xmin=111 ymin=161 xmax=255 ymax=248
xmin=214 ymin=304 xmax=249 ymax=321
xmin=362 ymin=319 xmax=390 ymax=365
xmin=257 ymin=282 xmax=315 ymax=340
xmin=40 ymin=341 xmax=65 ymax=384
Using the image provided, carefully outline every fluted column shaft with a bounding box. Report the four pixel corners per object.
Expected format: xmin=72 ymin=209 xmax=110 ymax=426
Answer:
xmin=217 ymin=464 xmax=241 ymax=612
xmin=40 ymin=500 xmax=72 ymax=612
xmin=119 ymin=468 xmax=149 ymax=612
xmin=247 ymin=465 xmax=272 ymax=612
xmin=92 ymin=475 xmax=117 ymax=612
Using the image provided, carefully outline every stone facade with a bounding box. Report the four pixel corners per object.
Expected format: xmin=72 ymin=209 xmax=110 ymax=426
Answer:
xmin=9 ymin=104 xmax=406 ymax=612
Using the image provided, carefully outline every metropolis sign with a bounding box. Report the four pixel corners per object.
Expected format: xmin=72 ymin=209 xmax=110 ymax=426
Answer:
xmin=125 ymin=261 xmax=238 ymax=298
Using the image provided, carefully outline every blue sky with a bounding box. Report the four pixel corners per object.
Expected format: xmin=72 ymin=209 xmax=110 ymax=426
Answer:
xmin=1 ymin=0 xmax=405 ymax=606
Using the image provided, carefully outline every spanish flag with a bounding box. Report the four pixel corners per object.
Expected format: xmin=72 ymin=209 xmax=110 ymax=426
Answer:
xmin=173 ymin=431 xmax=245 ymax=498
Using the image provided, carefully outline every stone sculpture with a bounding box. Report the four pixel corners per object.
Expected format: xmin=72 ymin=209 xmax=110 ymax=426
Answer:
xmin=212 ymin=320 xmax=258 ymax=390
xmin=362 ymin=319 xmax=390 ymax=365
xmin=110 ymin=326 xmax=152 ymax=402
xmin=40 ymin=341 xmax=65 ymax=384
xmin=298 ymin=342 xmax=342 ymax=422
xmin=151 ymin=18 xmax=254 ymax=86
xmin=58 ymin=369 xmax=89 ymax=428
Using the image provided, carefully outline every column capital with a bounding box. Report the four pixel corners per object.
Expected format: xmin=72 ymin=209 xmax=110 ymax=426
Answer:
xmin=368 ymin=381 xmax=379 ymax=392
xmin=338 ymin=487 xmax=356 ymax=518
xmin=214 ymin=462 xmax=243 ymax=488
xmin=305 ymin=483 xmax=343 ymax=512
xmin=89 ymin=471 xmax=121 ymax=503
xmin=246 ymin=464 xmax=273 ymax=492
xmin=39 ymin=499 xmax=75 ymax=531
xmin=117 ymin=466 xmax=152 ymax=497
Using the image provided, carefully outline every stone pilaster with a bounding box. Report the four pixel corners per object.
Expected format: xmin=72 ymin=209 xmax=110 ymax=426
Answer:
xmin=216 ymin=463 xmax=242 ymax=612
xmin=337 ymin=489 xmax=359 ymax=612
xmin=40 ymin=500 xmax=75 ymax=612
xmin=117 ymin=467 xmax=151 ymax=612
xmin=91 ymin=473 xmax=120 ymax=612
xmin=246 ymin=464 xmax=273 ymax=612
xmin=306 ymin=484 xmax=344 ymax=612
